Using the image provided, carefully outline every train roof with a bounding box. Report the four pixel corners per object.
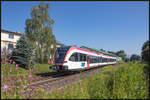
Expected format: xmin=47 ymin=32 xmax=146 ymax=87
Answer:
xmin=67 ymin=46 xmax=116 ymax=59
xmin=58 ymin=46 xmax=116 ymax=59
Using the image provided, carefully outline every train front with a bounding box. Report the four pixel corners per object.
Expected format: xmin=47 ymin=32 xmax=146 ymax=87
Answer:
xmin=50 ymin=46 xmax=71 ymax=71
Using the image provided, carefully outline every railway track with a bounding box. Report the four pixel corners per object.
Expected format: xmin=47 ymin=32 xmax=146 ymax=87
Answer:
xmin=3 ymin=63 xmax=124 ymax=94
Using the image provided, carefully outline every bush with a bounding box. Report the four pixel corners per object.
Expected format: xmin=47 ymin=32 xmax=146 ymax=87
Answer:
xmin=10 ymin=35 xmax=34 ymax=69
xmin=112 ymin=63 xmax=148 ymax=98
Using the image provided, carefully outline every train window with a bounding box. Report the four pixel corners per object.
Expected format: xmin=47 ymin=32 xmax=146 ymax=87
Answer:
xmin=101 ymin=57 xmax=103 ymax=63
xmin=102 ymin=58 xmax=105 ymax=63
xmin=89 ymin=56 xmax=93 ymax=63
xmin=69 ymin=53 xmax=78 ymax=61
xmin=100 ymin=57 xmax=102 ymax=63
xmin=96 ymin=56 xmax=98 ymax=63
xmin=89 ymin=56 xmax=101 ymax=63
xmin=98 ymin=57 xmax=100 ymax=63
xmin=103 ymin=58 xmax=107 ymax=63
xmin=97 ymin=57 xmax=99 ymax=63
xmin=79 ymin=53 xmax=86 ymax=61
xmin=94 ymin=57 xmax=96 ymax=63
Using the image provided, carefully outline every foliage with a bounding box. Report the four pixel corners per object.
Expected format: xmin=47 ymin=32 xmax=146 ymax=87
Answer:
xmin=115 ymin=50 xmax=126 ymax=61
xmin=111 ymin=62 xmax=148 ymax=99
xmin=2 ymin=62 xmax=148 ymax=99
xmin=46 ymin=62 xmax=148 ymax=99
xmin=130 ymin=54 xmax=141 ymax=61
xmin=25 ymin=2 xmax=56 ymax=64
xmin=141 ymin=40 xmax=149 ymax=62
xmin=107 ymin=50 xmax=117 ymax=55
xmin=10 ymin=35 xmax=34 ymax=69
xmin=125 ymin=57 xmax=130 ymax=62
xmin=1 ymin=63 xmax=53 ymax=77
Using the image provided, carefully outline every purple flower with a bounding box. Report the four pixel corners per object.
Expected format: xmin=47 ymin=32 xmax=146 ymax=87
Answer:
xmin=3 ymin=84 xmax=9 ymax=90
xmin=28 ymin=74 xmax=32 ymax=78
xmin=30 ymin=92 xmax=34 ymax=96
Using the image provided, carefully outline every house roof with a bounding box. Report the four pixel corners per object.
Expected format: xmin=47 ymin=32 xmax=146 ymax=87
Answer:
xmin=1 ymin=29 xmax=64 ymax=46
xmin=56 ymin=40 xmax=64 ymax=46
xmin=1 ymin=29 xmax=23 ymax=36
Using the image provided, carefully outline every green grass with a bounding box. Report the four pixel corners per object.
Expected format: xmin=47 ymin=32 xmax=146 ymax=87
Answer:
xmin=1 ymin=62 xmax=149 ymax=99
xmin=42 ymin=62 xmax=148 ymax=99
xmin=1 ymin=63 xmax=54 ymax=77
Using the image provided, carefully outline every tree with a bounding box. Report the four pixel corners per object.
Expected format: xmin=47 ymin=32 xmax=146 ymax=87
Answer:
xmin=116 ymin=50 xmax=126 ymax=61
xmin=10 ymin=35 xmax=34 ymax=69
xmin=125 ymin=57 xmax=130 ymax=62
xmin=99 ymin=49 xmax=105 ymax=52
xmin=25 ymin=2 xmax=56 ymax=63
xmin=130 ymin=54 xmax=141 ymax=61
xmin=141 ymin=40 xmax=149 ymax=62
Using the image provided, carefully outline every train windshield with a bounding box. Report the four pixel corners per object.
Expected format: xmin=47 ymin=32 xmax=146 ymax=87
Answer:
xmin=55 ymin=46 xmax=71 ymax=63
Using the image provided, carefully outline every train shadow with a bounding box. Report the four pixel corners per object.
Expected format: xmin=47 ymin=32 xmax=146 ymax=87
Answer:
xmin=34 ymin=71 xmax=74 ymax=78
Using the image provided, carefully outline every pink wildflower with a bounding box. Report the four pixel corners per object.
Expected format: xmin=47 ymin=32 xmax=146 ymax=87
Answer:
xmin=16 ymin=64 xmax=18 ymax=67
xmin=48 ymin=59 xmax=51 ymax=64
xmin=9 ymin=60 xmax=12 ymax=63
xmin=28 ymin=74 xmax=32 ymax=78
xmin=31 ymin=86 xmax=35 ymax=90
xmin=3 ymin=84 xmax=9 ymax=90
xmin=20 ymin=90 xmax=24 ymax=95
xmin=30 ymin=92 xmax=34 ymax=96
xmin=9 ymin=69 xmax=12 ymax=72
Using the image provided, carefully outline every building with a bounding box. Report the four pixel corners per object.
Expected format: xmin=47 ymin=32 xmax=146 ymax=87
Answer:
xmin=1 ymin=29 xmax=22 ymax=55
xmin=1 ymin=29 xmax=64 ymax=56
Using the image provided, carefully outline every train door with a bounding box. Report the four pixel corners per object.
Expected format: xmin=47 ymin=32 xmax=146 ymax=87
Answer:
xmin=87 ymin=55 xmax=90 ymax=69
xmin=68 ymin=52 xmax=82 ymax=70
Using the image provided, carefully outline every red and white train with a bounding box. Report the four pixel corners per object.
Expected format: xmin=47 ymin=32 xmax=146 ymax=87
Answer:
xmin=50 ymin=46 xmax=116 ymax=72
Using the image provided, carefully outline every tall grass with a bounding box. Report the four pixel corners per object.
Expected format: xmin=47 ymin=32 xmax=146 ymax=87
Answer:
xmin=111 ymin=62 xmax=148 ymax=99
xmin=45 ymin=62 xmax=149 ymax=99
xmin=1 ymin=62 xmax=149 ymax=99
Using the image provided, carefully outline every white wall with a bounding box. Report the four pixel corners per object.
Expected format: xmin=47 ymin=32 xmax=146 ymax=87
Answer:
xmin=1 ymin=31 xmax=21 ymax=52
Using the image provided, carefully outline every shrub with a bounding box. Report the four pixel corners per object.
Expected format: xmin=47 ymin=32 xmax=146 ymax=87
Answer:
xmin=10 ymin=35 xmax=34 ymax=69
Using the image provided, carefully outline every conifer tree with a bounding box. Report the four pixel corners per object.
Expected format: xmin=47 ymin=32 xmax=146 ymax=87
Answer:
xmin=10 ymin=35 xmax=34 ymax=69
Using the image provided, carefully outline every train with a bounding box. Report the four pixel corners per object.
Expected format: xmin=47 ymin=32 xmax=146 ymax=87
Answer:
xmin=50 ymin=46 xmax=117 ymax=72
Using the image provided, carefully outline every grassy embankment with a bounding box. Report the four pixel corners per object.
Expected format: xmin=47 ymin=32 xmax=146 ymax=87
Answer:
xmin=1 ymin=63 xmax=53 ymax=76
xmin=1 ymin=63 xmax=54 ymax=84
xmin=1 ymin=62 xmax=149 ymax=99
xmin=41 ymin=62 xmax=149 ymax=99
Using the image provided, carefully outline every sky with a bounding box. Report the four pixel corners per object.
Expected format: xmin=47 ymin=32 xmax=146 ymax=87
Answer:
xmin=1 ymin=1 xmax=149 ymax=57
